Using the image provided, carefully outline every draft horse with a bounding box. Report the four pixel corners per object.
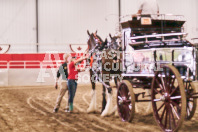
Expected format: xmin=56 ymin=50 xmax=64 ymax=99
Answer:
xmin=86 ymin=30 xmax=122 ymax=117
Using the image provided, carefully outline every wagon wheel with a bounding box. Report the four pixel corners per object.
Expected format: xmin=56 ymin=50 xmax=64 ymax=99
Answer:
xmin=184 ymin=81 xmax=197 ymax=120
xmin=151 ymin=65 xmax=186 ymax=132
xmin=117 ymin=80 xmax=135 ymax=122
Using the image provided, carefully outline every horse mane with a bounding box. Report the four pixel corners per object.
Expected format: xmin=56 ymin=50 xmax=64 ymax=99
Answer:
xmin=99 ymin=39 xmax=108 ymax=51
xmin=94 ymin=33 xmax=103 ymax=43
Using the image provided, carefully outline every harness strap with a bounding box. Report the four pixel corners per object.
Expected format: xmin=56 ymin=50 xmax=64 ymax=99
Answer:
xmin=93 ymin=34 xmax=102 ymax=45
xmin=90 ymin=56 xmax=94 ymax=67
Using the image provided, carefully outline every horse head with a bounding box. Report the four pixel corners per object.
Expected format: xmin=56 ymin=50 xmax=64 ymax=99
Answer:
xmin=109 ymin=33 xmax=122 ymax=51
xmin=87 ymin=30 xmax=104 ymax=51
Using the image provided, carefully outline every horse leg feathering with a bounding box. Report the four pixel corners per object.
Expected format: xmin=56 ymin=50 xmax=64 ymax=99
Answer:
xmin=101 ymin=82 xmax=114 ymax=117
xmin=87 ymin=89 xmax=97 ymax=113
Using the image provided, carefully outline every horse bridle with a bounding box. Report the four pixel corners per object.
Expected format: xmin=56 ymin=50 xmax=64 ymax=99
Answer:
xmin=93 ymin=33 xmax=102 ymax=45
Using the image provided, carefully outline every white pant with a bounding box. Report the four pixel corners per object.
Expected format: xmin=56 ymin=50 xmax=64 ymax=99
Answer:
xmin=54 ymin=80 xmax=68 ymax=109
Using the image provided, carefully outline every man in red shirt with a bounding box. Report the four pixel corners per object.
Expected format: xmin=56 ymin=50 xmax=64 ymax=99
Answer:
xmin=67 ymin=54 xmax=88 ymax=112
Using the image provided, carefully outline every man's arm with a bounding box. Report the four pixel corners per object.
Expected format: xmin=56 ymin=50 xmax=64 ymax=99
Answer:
xmin=55 ymin=71 xmax=60 ymax=89
xmin=57 ymin=69 xmax=61 ymax=79
xmin=73 ymin=55 xmax=88 ymax=65
xmin=132 ymin=10 xmax=142 ymax=18
xmin=77 ymin=67 xmax=86 ymax=72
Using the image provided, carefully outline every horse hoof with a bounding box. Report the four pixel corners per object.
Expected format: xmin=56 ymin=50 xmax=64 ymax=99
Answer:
xmin=101 ymin=112 xmax=107 ymax=117
xmin=114 ymin=110 xmax=119 ymax=117
xmin=87 ymin=109 xmax=96 ymax=113
xmin=101 ymin=109 xmax=110 ymax=117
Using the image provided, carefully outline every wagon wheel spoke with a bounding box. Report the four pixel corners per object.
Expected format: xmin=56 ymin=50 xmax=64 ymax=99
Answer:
xmin=170 ymin=96 xmax=181 ymax=100
xmin=186 ymin=82 xmax=190 ymax=90
xmin=170 ymin=104 xmax=180 ymax=120
xmin=121 ymin=104 xmax=130 ymax=121
xmin=170 ymin=86 xmax=179 ymax=96
xmin=169 ymin=104 xmax=172 ymax=130
xmin=123 ymin=104 xmax=130 ymax=116
xmin=125 ymin=99 xmax=131 ymax=104
xmin=171 ymin=101 xmax=181 ymax=116
xmin=120 ymin=86 xmax=129 ymax=98
xmin=187 ymin=82 xmax=192 ymax=90
xmin=171 ymin=76 xmax=176 ymax=86
xmin=120 ymin=105 xmax=126 ymax=120
xmin=169 ymin=77 xmax=176 ymax=95
xmin=164 ymin=106 xmax=168 ymax=129
xmin=170 ymin=104 xmax=177 ymax=128
xmin=153 ymin=99 xmax=162 ymax=102
xmin=188 ymin=103 xmax=193 ymax=109
xmin=160 ymin=75 xmax=166 ymax=92
xmin=156 ymin=78 xmax=165 ymax=93
xmin=119 ymin=104 xmax=125 ymax=118
xmin=118 ymin=96 xmax=122 ymax=101
xmin=187 ymin=102 xmax=193 ymax=115
xmin=118 ymin=90 xmax=124 ymax=97
xmin=186 ymin=104 xmax=191 ymax=117
xmin=171 ymin=100 xmax=180 ymax=108
xmin=118 ymin=96 xmax=131 ymax=105
xmin=163 ymin=67 xmax=168 ymax=89
xmin=154 ymin=88 xmax=163 ymax=96
xmin=123 ymin=87 xmax=130 ymax=98
xmin=119 ymin=87 xmax=127 ymax=98
xmin=159 ymin=104 xmax=166 ymax=122
xmin=157 ymin=102 xmax=165 ymax=112
xmin=167 ymin=68 xmax=172 ymax=92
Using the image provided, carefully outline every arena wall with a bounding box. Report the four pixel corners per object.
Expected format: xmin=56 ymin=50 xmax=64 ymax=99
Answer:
xmin=0 ymin=53 xmax=90 ymax=86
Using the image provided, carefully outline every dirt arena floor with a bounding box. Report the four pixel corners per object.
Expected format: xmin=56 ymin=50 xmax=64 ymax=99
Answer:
xmin=1 ymin=82 xmax=198 ymax=132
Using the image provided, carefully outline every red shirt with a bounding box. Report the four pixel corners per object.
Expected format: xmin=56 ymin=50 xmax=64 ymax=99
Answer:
xmin=68 ymin=61 xmax=78 ymax=80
